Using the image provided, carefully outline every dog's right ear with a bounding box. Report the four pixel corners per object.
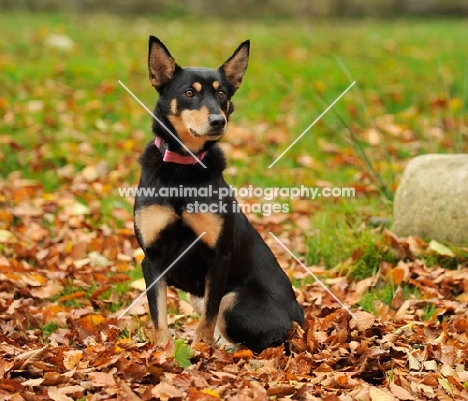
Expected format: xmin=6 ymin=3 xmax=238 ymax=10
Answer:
xmin=148 ymin=36 xmax=178 ymax=90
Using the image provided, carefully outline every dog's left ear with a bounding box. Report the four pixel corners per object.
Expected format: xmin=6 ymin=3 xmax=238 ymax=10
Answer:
xmin=219 ymin=40 xmax=250 ymax=93
xmin=148 ymin=36 xmax=179 ymax=90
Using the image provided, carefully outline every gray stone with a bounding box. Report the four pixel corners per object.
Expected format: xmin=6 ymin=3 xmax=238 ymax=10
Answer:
xmin=393 ymin=154 xmax=468 ymax=245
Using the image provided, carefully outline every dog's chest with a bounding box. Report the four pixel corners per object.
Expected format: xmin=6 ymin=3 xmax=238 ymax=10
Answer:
xmin=135 ymin=203 xmax=223 ymax=249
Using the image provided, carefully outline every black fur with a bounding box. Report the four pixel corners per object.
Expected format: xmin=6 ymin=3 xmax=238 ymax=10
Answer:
xmin=134 ymin=36 xmax=304 ymax=353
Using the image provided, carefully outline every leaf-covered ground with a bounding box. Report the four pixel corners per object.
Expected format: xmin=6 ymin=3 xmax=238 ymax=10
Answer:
xmin=1 ymin=13 xmax=468 ymax=401
xmin=1 ymin=195 xmax=468 ymax=400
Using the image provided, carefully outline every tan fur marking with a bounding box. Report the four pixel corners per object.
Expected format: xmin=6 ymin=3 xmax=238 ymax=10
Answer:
xmin=183 ymin=106 xmax=210 ymax=134
xmin=194 ymin=318 xmax=217 ymax=345
xmin=135 ymin=205 xmax=179 ymax=247
xmin=212 ymin=81 xmax=220 ymax=90
xmin=193 ymin=277 xmax=217 ymax=346
xmin=217 ymin=292 xmax=236 ymax=343
xmin=170 ymin=99 xmax=177 ymax=115
xmin=154 ymin=280 xmax=173 ymax=345
xmin=182 ymin=211 xmax=223 ymax=248
xmin=192 ymin=82 xmax=202 ymax=92
xmin=168 ymin=105 xmax=225 ymax=153
xmin=167 ymin=115 xmax=205 ymax=153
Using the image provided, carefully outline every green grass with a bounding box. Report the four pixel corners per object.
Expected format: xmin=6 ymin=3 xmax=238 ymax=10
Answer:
xmin=41 ymin=321 xmax=60 ymax=337
xmin=304 ymin=199 xmax=397 ymax=277
xmin=358 ymin=283 xmax=421 ymax=315
xmin=51 ymin=267 xmax=143 ymax=311
xmin=422 ymin=303 xmax=438 ymax=321
xmin=2 ymin=13 xmax=467 ymax=314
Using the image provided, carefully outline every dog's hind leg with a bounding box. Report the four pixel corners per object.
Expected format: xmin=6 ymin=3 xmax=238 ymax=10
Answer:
xmin=192 ymin=277 xmax=223 ymax=346
xmin=190 ymin=293 xmax=230 ymax=346
xmin=218 ymin=287 xmax=297 ymax=353
xmin=192 ymin=253 xmax=232 ymax=347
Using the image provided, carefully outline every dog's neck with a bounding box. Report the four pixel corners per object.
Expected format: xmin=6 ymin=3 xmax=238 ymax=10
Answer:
xmin=154 ymin=136 xmax=207 ymax=165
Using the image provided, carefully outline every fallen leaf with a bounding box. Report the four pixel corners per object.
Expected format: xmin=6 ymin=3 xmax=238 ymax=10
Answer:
xmin=88 ymin=371 xmax=116 ymax=387
xmin=369 ymin=386 xmax=396 ymax=401
xmin=21 ymin=378 xmax=45 ymax=386
xmin=0 ymin=229 xmax=17 ymax=243
xmin=48 ymin=387 xmax=74 ymax=401
xmin=350 ymin=311 xmax=376 ymax=330
xmin=63 ymin=350 xmax=83 ymax=370
xmin=173 ymin=338 xmax=193 ymax=368
xmin=16 ymin=344 xmax=51 ymax=370
xmin=429 ymin=240 xmax=455 ymax=257
xmin=130 ymin=278 xmax=146 ymax=291
xmin=389 ymin=382 xmax=415 ymax=400
xmin=152 ymin=382 xmax=183 ymax=400
xmin=408 ymin=353 xmax=421 ymax=371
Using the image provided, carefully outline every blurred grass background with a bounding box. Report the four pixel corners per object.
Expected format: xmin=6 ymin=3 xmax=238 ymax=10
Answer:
xmin=1 ymin=12 xmax=467 ymax=281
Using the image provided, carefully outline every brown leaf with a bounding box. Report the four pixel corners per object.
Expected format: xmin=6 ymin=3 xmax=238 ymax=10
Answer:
xmin=349 ymin=311 xmax=376 ymax=330
xmin=117 ymin=378 xmax=142 ymax=401
xmin=333 ymin=373 xmax=361 ymax=389
xmin=21 ymin=378 xmax=45 ymax=387
xmin=266 ymin=383 xmax=295 ymax=396
xmin=389 ymin=382 xmax=415 ymax=400
xmin=391 ymin=286 xmax=404 ymax=309
xmin=48 ymin=387 xmax=74 ymax=401
xmin=151 ymin=382 xmax=183 ymax=400
xmin=58 ymin=385 xmax=86 ymax=395
xmin=369 ymin=386 xmax=396 ymax=401
xmin=58 ymin=291 xmax=87 ymax=303
xmin=186 ymin=388 xmax=219 ymax=401
xmin=42 ymin=372 xmax=75 ymax=386
xmin=63 ymin=350 xmax=83 ymax=370
xmin=88 ymin=371 xmax=116 ymax=387
xmin=15 ymin=344 xmax=51 ymax=370
xmin=391 ymin=261 xmax=410 ymax=285
xmin=232 ymin=349 xmax=253 ymax=360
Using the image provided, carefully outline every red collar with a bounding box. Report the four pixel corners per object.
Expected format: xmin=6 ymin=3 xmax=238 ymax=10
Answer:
xmin=155 ymin=137 xmax=207 ymax=165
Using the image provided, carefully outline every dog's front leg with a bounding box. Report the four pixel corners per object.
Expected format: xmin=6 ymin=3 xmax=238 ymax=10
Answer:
xmin=142 ymin=257 xmax=172 ymax=346
xmin=193 ymin=254 xmax=231 ymax=347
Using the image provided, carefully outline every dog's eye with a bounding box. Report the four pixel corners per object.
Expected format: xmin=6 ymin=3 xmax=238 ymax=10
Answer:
xmin=218 ymin=90 xmax=226 ymax=99
xmin=185 ymin=89 xmax=195 ymax=98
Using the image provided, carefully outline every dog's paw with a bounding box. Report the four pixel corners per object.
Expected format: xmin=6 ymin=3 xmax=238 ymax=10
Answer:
xmin=192 ymin=331 xmax=214 ymax=349
xmin=154 ymin=328 xmax=173 ymax=346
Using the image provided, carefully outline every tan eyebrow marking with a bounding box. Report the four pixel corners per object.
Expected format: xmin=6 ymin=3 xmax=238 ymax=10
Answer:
xmin=192 ymin=82 xmax=202 ymax=92
xmin=212 ymin=81 xmax=220 ymax=90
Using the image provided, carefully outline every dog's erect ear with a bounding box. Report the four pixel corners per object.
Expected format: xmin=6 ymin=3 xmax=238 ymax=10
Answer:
xmin=148 ymin=36 xmax=178 ymax=89
xmin=219 ymin=40 xmax=250 ymax=92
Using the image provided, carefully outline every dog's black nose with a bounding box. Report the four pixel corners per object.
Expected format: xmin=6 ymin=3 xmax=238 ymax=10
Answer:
xmin=208 ymin=114 xmax=226 ymax=129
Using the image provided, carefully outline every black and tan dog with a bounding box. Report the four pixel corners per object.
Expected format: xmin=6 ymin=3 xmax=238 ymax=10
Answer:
xmin=134 ymin=36 xmax=304 ymax=353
